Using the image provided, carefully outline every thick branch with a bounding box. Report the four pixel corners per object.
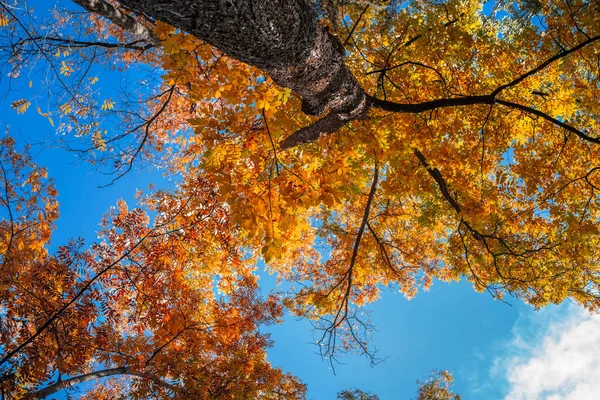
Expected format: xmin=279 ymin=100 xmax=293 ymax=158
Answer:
xmin=72 ymin=0 xmax=160 ymax=46
xmin=280 ymin=112 xmax=347 ymax=149
xmin=279 ymin=94 xmax=495 ymax=149
xmin=413 ymin=149 xmax=461 ymax=214
xmin=281 ymin=89 xmax=598 ymax=148
xmin=280 ymin=34 xmax=600 ymax=149
xmin=369 ymin=94 xmax=494 ymax=113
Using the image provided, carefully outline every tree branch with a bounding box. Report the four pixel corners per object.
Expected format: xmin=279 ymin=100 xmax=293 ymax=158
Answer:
xmin=490 ymin=34 xmax=600 ymax=97
xmin=319 ymin=165 xmax=379 ymax=360
xmin=0 ymin=192 xmax=198 ymax=367
xmin=16 ymin=36 xmax=156 ymax=51
xmin=28 ymin=366 xmax=181 ymax=399
xmin=280 ymin=112 xmax=348 ymax=149
xmin=369 ymin=94 xmax=494 ymax=113
xmin=72 ymin=0 xmax=160 ymax=46
xmin=495 ymin=99 xmax=600 ymax=144
xmin=281 ymin=34 xmax=600 ymax=149
xmin=413 ymin=149 xmax=462 ymax=214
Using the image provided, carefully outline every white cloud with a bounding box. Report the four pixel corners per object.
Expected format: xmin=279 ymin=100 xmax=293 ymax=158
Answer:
xmin=499 ymin=305 xmax=600 ymax=400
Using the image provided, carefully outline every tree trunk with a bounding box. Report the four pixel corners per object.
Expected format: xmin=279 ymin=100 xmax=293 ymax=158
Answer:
xmin=72 ymin=0 xmax=160 ymax=45
xmin=112 ymin=0 xmax=368 ymax=126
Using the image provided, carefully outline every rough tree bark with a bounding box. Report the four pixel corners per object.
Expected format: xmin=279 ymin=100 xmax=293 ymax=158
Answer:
xmin=72 ymin=0 xmax=160 ymax=45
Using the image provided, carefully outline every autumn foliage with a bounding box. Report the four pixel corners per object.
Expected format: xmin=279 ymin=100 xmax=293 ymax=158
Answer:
xmin=0 ymin=137 xmax=304 ymax=398
xmin=1 ymin=0 xmax=600 ymax=397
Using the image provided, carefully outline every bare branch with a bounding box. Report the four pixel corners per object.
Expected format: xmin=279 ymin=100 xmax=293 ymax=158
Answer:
xmin=318 ymin=165 xmax=379 ymax=361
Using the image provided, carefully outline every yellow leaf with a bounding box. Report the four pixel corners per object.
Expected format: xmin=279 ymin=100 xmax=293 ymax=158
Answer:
xmin=92 ymin=131 xmax=106 ymax=152
xmin=60 ymin=103 xmax=71 ymax=114
xmin=11 ymin=99 xmax=30 ymax=114
xmin=257 ymin=99 xmax=269 ymax=110
xmin=60 ymin=61 xmax=73 ymax=76
xmin=101 ymin=99 xmax=114 ymax=110
xmin=0 ymin=13 xmax=8 ymax=27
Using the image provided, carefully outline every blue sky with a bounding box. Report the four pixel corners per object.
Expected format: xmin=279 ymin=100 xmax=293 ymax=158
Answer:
xmin=1 ymin=1 xmax=599 ymax=399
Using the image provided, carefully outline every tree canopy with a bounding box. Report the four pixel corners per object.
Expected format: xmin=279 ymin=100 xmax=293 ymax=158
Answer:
xmin=0 ymin=0 xmax=599 ymax=397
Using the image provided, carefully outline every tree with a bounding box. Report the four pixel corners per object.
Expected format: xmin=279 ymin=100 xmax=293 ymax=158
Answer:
xmin=336 ymin=370 xmax=461 ymax=400
xmin=416 ymin=370 xmax=461 ymax=400
xmin=337 ymin=388 xmax=380 ymax=400
xmin=77 ymin=0 xmax=600 ymax=355
xmin=0 ymin=136 xmax=305 ymax=398
xmin=1 ymin=0 xmax=600 ymax=397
